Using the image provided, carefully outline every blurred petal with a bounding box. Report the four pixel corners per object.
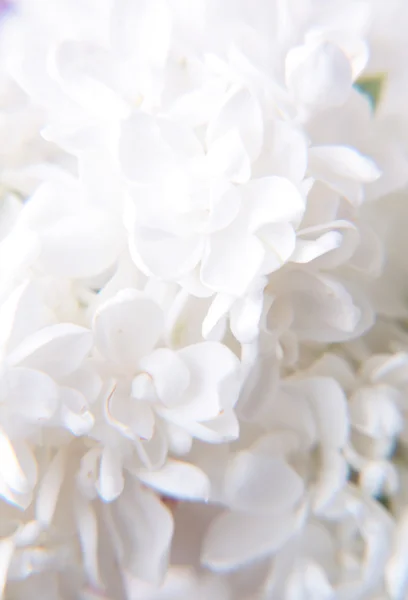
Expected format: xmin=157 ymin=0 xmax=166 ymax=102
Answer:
xmin=7 ymin=323 xmax=93 ymax=379
xmin=138 ymin=459 xmax=210 ymax=501
xmin=93 ymin=289 xmax=163 ymax=370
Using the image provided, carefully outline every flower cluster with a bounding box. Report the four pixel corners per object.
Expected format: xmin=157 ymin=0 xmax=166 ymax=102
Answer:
xmin=1 ymin=0 xmax=408 ymax=598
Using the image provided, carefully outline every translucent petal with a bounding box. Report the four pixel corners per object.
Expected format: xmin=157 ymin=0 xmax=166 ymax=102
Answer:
xmin=138 ymin=459 xmax=210 ymax=501
xmin=39 ymin=210 xmax=123 ymax=278
xmin=119 ymin=113 xmax=177 ymax=184
xmin=0 ymin=431 xmax=33 ymax=495
xmin=0 ymin=280 xmax=52 ymax=355
xmin=93 ymin=289 xmax=163 ymax=371
xmin=253 ymin=119 xmax=308 ymax=182
xmin=130 ymin=226 xmax=204 ymax=280
xmin=286 ymin=41 xmax=352 ymax=109
xmin=202 ymin=510 xmax=299 ymax=571
xmin=258 ymin=222 xmax=296 ymax=271
xmin=60 ymin=367 xmax=103 ymax=404
xmin=75 ymin=496 xmax=103 ymax=589
xmin=111 ymin=0 xmax=172 ymax=68
xmin=97 ymin=447 xmax=124 ymax=502
xmin=173 ymin=342 xmax=240 ymax=422
xmin=207 ymin=87 xmax=263 ymax=162
xmin=119 ymin=483 xmax=174 ymax=584
xmin=308 ymin=145 xmax=381 ymax=183
xmin=201 ymin=220 xmax=264 ymax=296
xmin=167 ymin=408 xmax=240 ymax=443
xmin=300 ymin=377 xmax=349 ymax=448
xmin=59 ymin=387 xmax=95 ymax=436
xmin=35 ymin=447 xmax=67 ymax=526
xmin=230 ymin=288 xmax=265 ymax=344
xmin=225 ymin=451 xmax=304 ymax=514
xmin=0 ymin=538 xmax=14 ymax=600
xmin=51 ymin=40 xmax=127 ymax=119
xmin=1 ymin=367 xmax=59 ymax=422
xmin=244 ymin=177 xmax=305 ymax=228
xmin=206 ymin=129 xmax=251 ymax=184
xmin=138 ymin=348 xmax=190 ymax=408
xmin=7 ymin=323 xmax=93 ymax=379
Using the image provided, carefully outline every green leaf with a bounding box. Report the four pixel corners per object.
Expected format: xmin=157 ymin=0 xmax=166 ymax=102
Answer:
xmin=354 ymin=73 xmax=386 ymax=111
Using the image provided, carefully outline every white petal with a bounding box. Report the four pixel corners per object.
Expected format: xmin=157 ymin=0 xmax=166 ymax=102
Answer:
xmin=13 ymin=521 xmax=42 ymax=547
xmin=120 ymin=482 xmax=174 ymax=584
xmin=136 ymin=427 xmax=168 ymax=471
xmin=206 ymin=184 xmax=241 ymax=233
xmin=7 ymin=323 xmax=93 ymax=379
xmin=124 ymin=567 xmax=198 ymax=600
xmin=131 ymin=375 xmax=157 ymax=403
xmin=284 ymin=271 xmax=368 ymax=342
xmin=253 ymin=119 xmax=308 ymax=182
xmin=206 ymin=129 xmax=251 ymax=184
xmin=202 ymin=293 xmax=235 ymax=340
xmin=286 ymin=561 xmax=334 ymax=600
xmin=0 ymin=430 xmax=31 ymax=495
xmin=60 ymin=387 xmax=95 ymax=436
xmin=111 ymin=0 xmax=172 ymax=68
xmin=301 ymin=378 xmax=349 ymax=448
xmin=0 ymin=280 xmax=52 ymax=355
xmin=77 ymin=448 xmax=101 ymax=500
xmin=202 ymin=220 xmax=264 ymax=296
xmin=244 ymin=177 xmax=305 ymax=227
xmin=350 ymin=386 xmax=402 ymax=440
xmin=173 ymin=342 xmax=240 ymax=422
xmin=166 ymin=423 xmax=192 ymax=455
xmin=170 ymin=408 xmax=240 ymax=443
xmin=79 ymin=147 xmax=126 ymax=213
xmin=0 ymin=475 xmax=23 ymax=509
xmin=130 ymin=226 xmax=203 ymax=280
xmin=230 ymin=287 xmax=265 ymax=344
xmin=51 ymin=40 xmax=127 ymax=119
xmin=307 ymin=353 xmax=355 ymax=392
xmin=0 ymin=225 xmax=39 ymax=282
xmin=130 ymin=399 xmax=156 ymax=441
xmin=26 ymin=183 xmax=124 ymax=278
xmin=202 ymin=510 xmax=299 ymax=571
xmin=207 ymin=87 xmax=263 ymax=162
xmin=0 ymin=538 xmax=14 ymax=600
xmin=138 ymin=459 xmax=210 ymax=501
xmin=61 ymin=367 xmax=103 ymax=404
xmin=385 ymin=510 xmax=408 ymax=599
xmin=258 ymin=222 xmax=296 ymax=270
xmin=119 ymin=113 xmax=177 ymax=184
xmin=93 ymin=289 xmax=163 ymax=371
xmin=40 ymin=212 xmax=123 ymax=279
xmin=139 ymin=348 xmax=190 ymax=408
xmin=159 ymin=117 xmax=203 ymax=161
xmin=225 ymin=451 xmax=304 ymax=514
xmin=97 ymin=447 xmax=124 ymax=502
xmin=286 ymin=41 xmax=352 ymax=109
xmin=313 ymin=452 xmax=348 ymax=513
xmin=308 ymin=145 xmax=381 ymax=193
xmin=35 ymin=447 xmax=67 ymax=526
xmin=291 ymin=231 xmax=343 ymax=263
xmin=75 ymin=496 xmax=103 ymax=589
xmin=0 ymin=367 xmax=59 ymax=422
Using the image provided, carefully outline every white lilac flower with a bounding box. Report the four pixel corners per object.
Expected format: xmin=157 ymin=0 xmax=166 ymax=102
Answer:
xmin=0 ymin=0 xmax=407 ymax=598
xmin=306 ymin=351 xmax=408 ymax=500
xmin=84 ymin=287 xmax=241 ymax=502
xmin=262 ymin=486 xmax=395 ymax=600
xmin=202 ymin=375 xmax=349 ymax=571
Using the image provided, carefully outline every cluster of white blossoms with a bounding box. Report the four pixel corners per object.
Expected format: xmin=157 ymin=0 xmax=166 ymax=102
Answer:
xmin=2 ymin=0 xmax=408 ymax=598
